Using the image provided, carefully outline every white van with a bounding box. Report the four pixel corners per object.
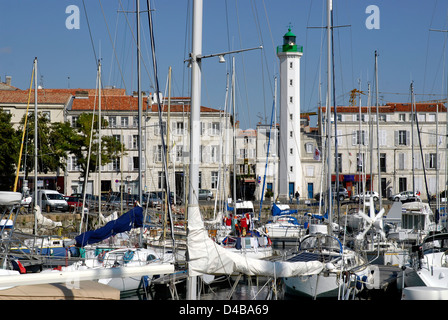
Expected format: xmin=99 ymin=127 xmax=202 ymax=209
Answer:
xmin=35 ymin=189 xmax=69 ymax=213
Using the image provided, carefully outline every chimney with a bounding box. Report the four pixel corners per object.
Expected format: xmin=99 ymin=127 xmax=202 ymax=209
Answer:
xmin=5 ymin=76 xmax=11 ymax=86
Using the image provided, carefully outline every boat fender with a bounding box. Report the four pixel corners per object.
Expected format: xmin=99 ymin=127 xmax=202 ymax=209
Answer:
xmin=98 ymin=251 xmax=106 ymax=263
xmin=124 ymin=250 xmax=134 ymax=263
xmin=12 ymin=260 xmax=26 ymax=274
xmin=361 ymin=275 xmax=368 ymax=289
xmin=355 ymin=275 xmax=363 ymax=290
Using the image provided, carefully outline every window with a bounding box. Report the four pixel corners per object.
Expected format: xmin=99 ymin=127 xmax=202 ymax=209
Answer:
xmin=121 ymin=116 xmax=129 ymax=128
xmin=289 ymin=79 xmax=293 ymax=86
xmin=198 ymin=172 xmax=202 ymax=189
xmin=426 ymin=153 xmax=438 ymax=169
xmin=379 ymin=114 xmax=386 ymax=122
xmin=109 ymin=116 xmax=117 ymax=128
xmin=399 ymin=114 xmax=406 ymax=122
xmin=211 ymin=171 xmax=219 ymax=189
xmin=239 ymin=148 xmax=247 ymax=159
xmin=289 ymin=114 xmax=293 ymax=120
xmin=399 ymin=177 xmax=407 ymax=192
xmin=290 ymin=148 xmax=293 ymax=155
xmin=211 ymin=122 xmax=220 ymax=135
xmin=133 ymin=157 xmax=139 ymax=170
xmin=305 ymin=143 xmax=313 ymax=153
xmin=417 ymin=114 xmax=426 ymax=122
xmin=176 ymin=145 xmax=183 ymax=162
xmin=176 ymin=122 xmax=184 ymax=135
xmin=336 ymin=154 xmax=342 ymax=173
xmin=398 ymin=130 xmax=408 ymax=146
xmin=158 ymin=172 xmax=166 ymax=189
xmin=428 ymin=114 xmax=436 ymax=122
xmin=132 ymin=135 xmax=139 ymax=149
xmin=211 ymin=145 xmax=219 ymax=162
xmin=398 ymin=153 xmax=406 ymax=170
xmin=111 ymin=158 xmax=120 ymax=171
xmin=71 ymin=116 xmax=79 ymax=128
xmin=289 ymin=96 xmax=293 ymax=103
xmin=154 ymin=145 xmax=163 ymax=162
xmin=380 ymin=153 xmax=386 ymax=172
xmin=290 ymin=166 xmax=293 ymax=172
xmin=133 ymin=116 xmax=138 ymax=127
xmin=356 ymin=153 xmax=364 ymax=172
xmin=289 ymin=62 xmax=293 ymax=69
xmin=68 ymin=156 xmax=80 ymax=171
xmin=353 ymin=130 xmax=368 ymax=145
xmin=290 ymin=131 xmax=293 ymax=138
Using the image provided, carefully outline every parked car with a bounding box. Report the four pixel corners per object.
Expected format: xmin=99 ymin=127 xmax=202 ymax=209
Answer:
xmin=350 ymin=191 xmax=380 ymax=202
xmin=146 ymin=192 xmax=162 ymax=207
xmin=157 ymin=191 xmax=182 ymax=205
xmin=314 ymin=187 xmax=348 ymax=202
xmin=389 ymin=191 xmax=420 ymax=202
xmin=32 ymin=189 xmax=69 ymax=212
xmin=64 ymin=196 xmax=83 ymax=211
xmin=198 ymin=189 xmax=214 ymax=201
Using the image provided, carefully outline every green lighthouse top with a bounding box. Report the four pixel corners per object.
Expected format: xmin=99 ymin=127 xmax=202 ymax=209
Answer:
xmin=277 ymin=28 xmax=303 ymax=54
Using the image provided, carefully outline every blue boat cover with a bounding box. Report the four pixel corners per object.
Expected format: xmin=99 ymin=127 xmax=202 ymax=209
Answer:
xmin=272 ymin=203 xmax=298 ymax=216
xmin=75 ymin=206 xmax=143 ymax=247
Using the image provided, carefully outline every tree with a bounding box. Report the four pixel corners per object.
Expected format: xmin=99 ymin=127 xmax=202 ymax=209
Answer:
xmin=70 ymin=113 xmax=125 ymax=193
xmin=0 ymin=108 xmax=20 ymax=190
xmin=18 ymin=112 xmax=125 ymax=193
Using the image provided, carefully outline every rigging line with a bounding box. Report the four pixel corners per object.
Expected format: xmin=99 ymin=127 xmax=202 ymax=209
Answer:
xmin=14 ymin=63 xmax=35 ymax=192
xmin=181 ymin=0 xmax=191 ymax=97
xmin=118 ymin=0 xmax=155 ymax=92
xmin=108 ymin=1 xmax=121 ymax=86
xmin=261 ymin=0 xmax=278 ymax=76
xmin=250 ymin=0 xmax=268 ymax=119
xmin=234 ymin=0 xmax=251 ymax=128
xmin=146 ymin=0 xmax=176 ymax=248
xmin=82 ymin=0 xmax=98 ymax=66
xmin=303 ymin=0 xmax=315 ymax=115
xmin=99 ymin=0 xmax=127 ymax=93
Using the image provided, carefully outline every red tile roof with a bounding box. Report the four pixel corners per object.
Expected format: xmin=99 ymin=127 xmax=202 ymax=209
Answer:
xmin=0 ymin=89 xmax=72 ymax=104
xmin=320 ymin=102 xmax=447 ymax=113
xmin=71 ymin=94 xmax=222 ymax=113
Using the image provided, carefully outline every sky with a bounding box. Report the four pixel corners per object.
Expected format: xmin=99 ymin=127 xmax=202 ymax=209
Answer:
xmin=1 ymin=1 xmax=448 ymax=130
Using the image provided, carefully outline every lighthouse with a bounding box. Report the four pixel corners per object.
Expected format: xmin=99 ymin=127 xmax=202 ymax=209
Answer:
xmin=277 ymin=28 xmax=303 ymax=202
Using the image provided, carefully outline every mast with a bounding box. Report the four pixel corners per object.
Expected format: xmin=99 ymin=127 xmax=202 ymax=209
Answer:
xmin=34 ymin=57 xmax=38 ymax=235
xmin=186 ymin=0 xmax=203 ymax=300
xmin=98 ymin=60 xmax=102 ymax=217
xmin=374 ymin=51 xmax=382 ymax=208
xmin=137 ymin=0 xmax=143 ymax=205
xmin=232 ymin=56 xmax=237 ymax=203
xmin=326 ymin=0 xmax=333 ymax=231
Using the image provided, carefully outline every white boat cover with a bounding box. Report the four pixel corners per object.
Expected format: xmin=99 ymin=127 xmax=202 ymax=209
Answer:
xmin=34 ymin=205 xmax=62 ymax=228
xmin=0 ymin=192 xmax=22 ymax=206
xmin=187 ymin=206 xmax=324 ymax=277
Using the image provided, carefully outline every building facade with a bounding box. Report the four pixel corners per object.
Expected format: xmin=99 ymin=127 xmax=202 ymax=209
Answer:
xmin=319 ymin=102 xmax=447 ymax=200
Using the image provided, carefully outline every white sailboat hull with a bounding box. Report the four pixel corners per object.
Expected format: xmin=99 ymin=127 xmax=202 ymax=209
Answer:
xmin=283 ymin=267 xmax=371 ymax=299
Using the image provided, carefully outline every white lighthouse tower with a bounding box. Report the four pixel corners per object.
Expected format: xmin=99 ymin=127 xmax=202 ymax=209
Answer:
xmin=277 ymin=28 xmax=303 ymax=202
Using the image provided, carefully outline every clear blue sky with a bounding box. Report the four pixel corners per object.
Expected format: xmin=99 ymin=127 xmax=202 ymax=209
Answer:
xmin=1 ymin=1 xmax=448 ymax=129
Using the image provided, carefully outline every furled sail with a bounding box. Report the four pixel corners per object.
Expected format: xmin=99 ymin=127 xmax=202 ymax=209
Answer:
xmin=75 ymin=206 xmax=143 ymax=247
xmin=187 ymin=206 xmax=323 ymax=277
xmin=272 ymin=203 xmax=298 ymax=216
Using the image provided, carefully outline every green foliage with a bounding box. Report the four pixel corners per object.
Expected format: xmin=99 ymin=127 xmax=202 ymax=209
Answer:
xmin=17 ymin=112 xmax=125 ymax=183
xmin=0 ymin=108 xmax=20 ymax=190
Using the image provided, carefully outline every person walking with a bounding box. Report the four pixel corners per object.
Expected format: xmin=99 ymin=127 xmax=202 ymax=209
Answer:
xmin=295 ymin=190 xmax=300 ymax=205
